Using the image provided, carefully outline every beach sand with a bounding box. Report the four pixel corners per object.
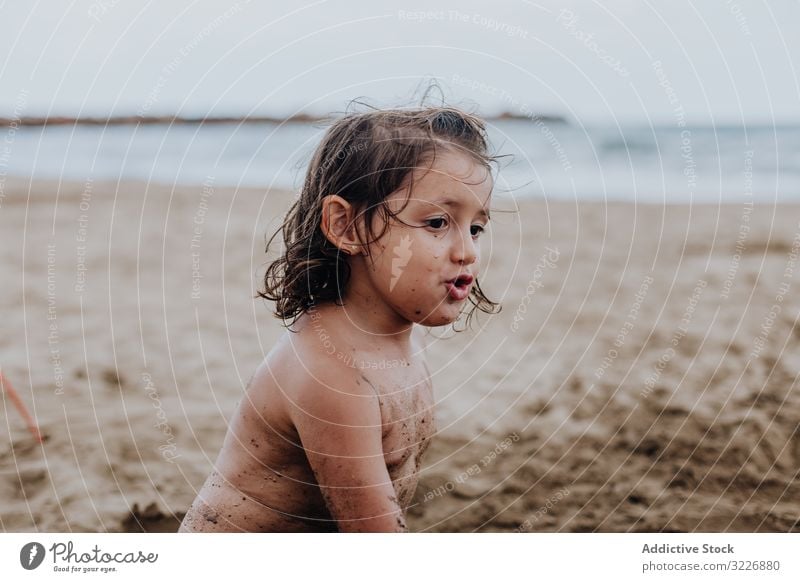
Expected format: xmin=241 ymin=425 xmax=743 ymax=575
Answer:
xmin=1 ymin=177 xmax=799 ymax=532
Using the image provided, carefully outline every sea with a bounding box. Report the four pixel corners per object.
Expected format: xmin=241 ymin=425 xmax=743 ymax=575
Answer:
xmin=4 ymin=120 xmax=799 ymax=203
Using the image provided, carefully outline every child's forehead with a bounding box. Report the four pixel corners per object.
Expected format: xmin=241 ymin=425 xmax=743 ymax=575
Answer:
xmin=404 ymin=152 xmax=492 ymax=203
xmin=421 ymin=150 xmax=489 ymax=184
xmin=396 ymin=185 xmax=492 ymax=220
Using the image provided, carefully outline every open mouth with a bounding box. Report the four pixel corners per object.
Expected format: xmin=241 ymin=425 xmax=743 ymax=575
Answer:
xmin=445 ymin=274 xmax=474 ymax=301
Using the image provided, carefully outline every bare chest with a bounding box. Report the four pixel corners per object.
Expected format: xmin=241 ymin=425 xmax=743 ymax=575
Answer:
xmin=358 ymin=360 xmax=435 ymax=507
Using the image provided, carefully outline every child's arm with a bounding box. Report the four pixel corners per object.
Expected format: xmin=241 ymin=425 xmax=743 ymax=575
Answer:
xmin=289 ymin=366 xmax=406 ymax=532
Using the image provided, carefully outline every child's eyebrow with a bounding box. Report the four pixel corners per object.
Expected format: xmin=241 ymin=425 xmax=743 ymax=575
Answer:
xmin=425 ymin=197 xmax=491 ymax=219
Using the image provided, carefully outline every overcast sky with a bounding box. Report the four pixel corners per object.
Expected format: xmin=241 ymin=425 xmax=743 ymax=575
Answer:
xmin=1 ymin=0 xmax=798 ymax=124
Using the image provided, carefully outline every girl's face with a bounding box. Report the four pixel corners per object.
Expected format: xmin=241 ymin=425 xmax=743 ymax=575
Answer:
xmin=358 ymin=149 xmax=492 ymax=327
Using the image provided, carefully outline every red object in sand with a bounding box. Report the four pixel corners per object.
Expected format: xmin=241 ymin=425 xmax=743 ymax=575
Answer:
xmin=1 ymin=370 xmax=44 ymax=443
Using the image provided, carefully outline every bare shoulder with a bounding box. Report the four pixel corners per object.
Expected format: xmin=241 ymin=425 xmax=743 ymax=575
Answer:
xmin=237 ymin=325 xmax=372 ymax=445
xmin=263 ymin=322 xmax=377 ymax=420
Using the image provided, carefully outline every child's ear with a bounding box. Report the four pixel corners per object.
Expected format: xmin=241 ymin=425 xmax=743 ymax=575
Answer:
xmin=320 ymin=195 xmax=364 ymax=255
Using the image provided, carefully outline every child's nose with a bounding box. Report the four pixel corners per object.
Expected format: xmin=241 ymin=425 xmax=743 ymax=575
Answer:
xmin=450 ymin=227 xmax=478 ymax=265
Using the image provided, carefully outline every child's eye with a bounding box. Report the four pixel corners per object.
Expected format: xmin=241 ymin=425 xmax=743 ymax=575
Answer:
xmin=471 ymin=224 xmax=486 ymax=237
xmin=426 ymin=217 xmax=448 ymax=230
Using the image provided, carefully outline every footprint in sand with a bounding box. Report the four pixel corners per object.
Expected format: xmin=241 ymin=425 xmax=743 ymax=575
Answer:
xmin=101 ymin=368 xmax=126 ymax=389
xmin=12 ymin=467 xmax=49 ymax=500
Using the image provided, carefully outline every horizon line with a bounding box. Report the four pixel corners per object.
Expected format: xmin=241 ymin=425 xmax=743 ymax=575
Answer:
xmin=0 ymin=111 xmax=568 ymax=127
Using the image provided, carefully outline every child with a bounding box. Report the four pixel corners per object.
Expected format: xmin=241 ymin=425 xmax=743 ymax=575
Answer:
xmin=179 ymin=105 xmax=500 ymax=532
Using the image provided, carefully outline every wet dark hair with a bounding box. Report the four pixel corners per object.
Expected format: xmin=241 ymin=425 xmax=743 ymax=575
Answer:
xmin=258 ymin=104 xmax=502 ymax=330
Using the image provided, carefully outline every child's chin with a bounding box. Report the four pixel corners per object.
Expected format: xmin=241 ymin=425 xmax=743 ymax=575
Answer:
xmin=416 ymin=309 xmax=460 ymax=327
